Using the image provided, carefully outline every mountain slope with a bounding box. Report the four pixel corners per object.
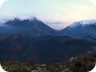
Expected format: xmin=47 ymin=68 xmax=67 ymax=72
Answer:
xmin=0 ymin=19 xmax=96 ymax=64
xmin=60 ymin=20 xmax=96 ymax=39
xmin=0 ymin=17 xmax=58 ymax=36
xmin=0 ymin=34 xmax=96 ymax=64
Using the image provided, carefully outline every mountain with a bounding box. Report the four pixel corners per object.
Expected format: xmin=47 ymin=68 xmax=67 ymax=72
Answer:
xmin=60 ymin=20 xmax=96 ymax=40
xmin=0 ymin=17 xmax=58 ymax=36
xmin=0 ymin=34 xmax=96 ymax=64
xmin=0 ymin=18 xmax=96 ymax=64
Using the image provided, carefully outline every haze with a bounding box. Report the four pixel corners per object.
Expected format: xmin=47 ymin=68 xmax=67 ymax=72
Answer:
xmin=0 ymin=0 xmax=96 ymax=30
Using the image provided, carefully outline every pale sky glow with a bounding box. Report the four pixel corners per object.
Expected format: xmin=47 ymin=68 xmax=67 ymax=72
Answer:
xmin=89 ymin=0 xmax=96 ymax=5
xmin=0 ymin=0 xmax=96 ymax=29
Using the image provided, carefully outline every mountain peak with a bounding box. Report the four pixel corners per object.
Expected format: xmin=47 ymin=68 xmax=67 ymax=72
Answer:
xmin=77 ymin=19 xmax=96 ymax=25
xmin=30 ymin=17 xmax=39 ymax=21
xmin=14 ymin=18 xmax=21 ymax=21
xmin=60 ymin=19 xmax=96 ymax=39
xmin=1 ymin=17 xmax=58 ymax=36
xmin=5 ymin=17 xmax=42 ymax=26
xmin=67 ymin=19 xmax=96 ymax=28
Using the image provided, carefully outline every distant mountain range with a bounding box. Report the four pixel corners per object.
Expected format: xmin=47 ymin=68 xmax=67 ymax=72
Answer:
xmin=1 ymin=18 xmax=96 ymax=40
xmin=0 ymin=18 xmax=96 ymax=63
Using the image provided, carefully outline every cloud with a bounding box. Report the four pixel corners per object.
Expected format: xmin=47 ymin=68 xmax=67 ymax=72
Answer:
xmin=46 ymin=21 xmax=65 ymax=25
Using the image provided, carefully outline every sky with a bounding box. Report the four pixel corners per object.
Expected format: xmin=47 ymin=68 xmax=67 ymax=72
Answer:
xmin=0 ymin=0 xmax=96 ymax=30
